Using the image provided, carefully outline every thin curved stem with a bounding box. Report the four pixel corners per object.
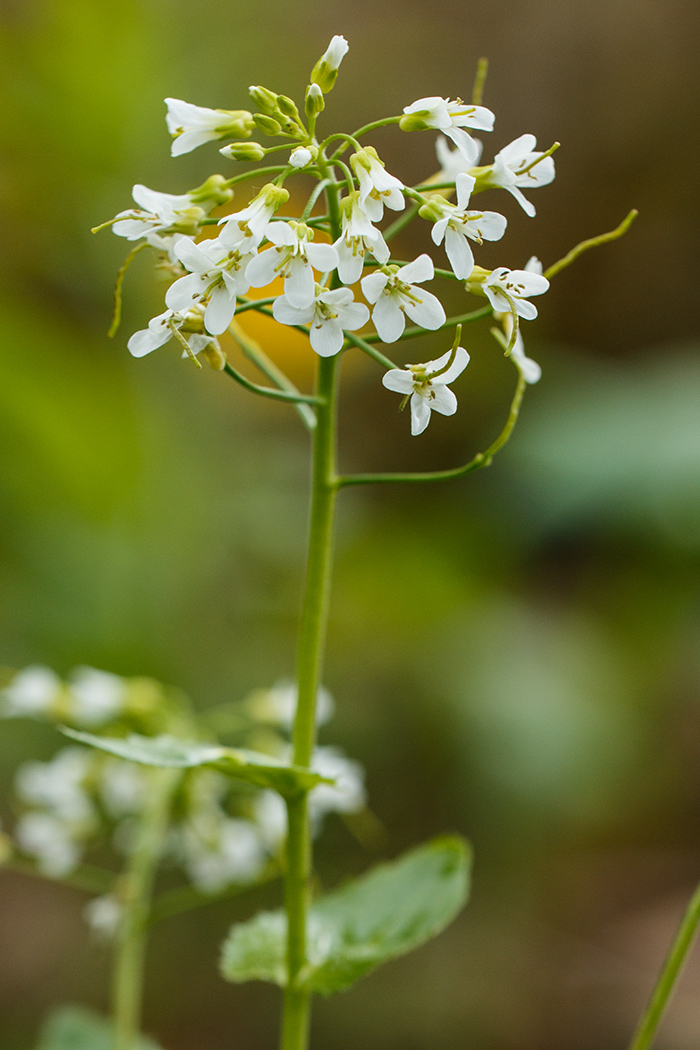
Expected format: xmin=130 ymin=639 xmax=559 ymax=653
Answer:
xmin=223 ymin=362 xmax=322 ymax=406
xmin=544 ymin=209 xmax=638 ymax=280
xmin=337 ymin=371 xmax=526 ymax=487
xmin=627 ymin=880 xmax=700 ymax=1050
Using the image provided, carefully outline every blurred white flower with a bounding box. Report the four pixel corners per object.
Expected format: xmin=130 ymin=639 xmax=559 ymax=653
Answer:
xmin=308 ymin=747 xmax=366 ymax=824
xmin=180 ymin=814 xmax=266 ymax=892
xmin=435 ymin=134 xmax=482 ymax=180
xmin=245 ymin=680 xmax=335 ymax=730
xmin=15 ymin=748 xmax=94 ymax=823
xmin=69 ymin=667 xmax=126 ymax=726
xmin=15 ymin=812 xmax=83 ymax=877
xmin=1 ymin=665 xmax=61 ymax=718
xmin=84 ymin=894 xmax=123 ymax=939
xmin=99 ymin=759 xmax=147 ymax=818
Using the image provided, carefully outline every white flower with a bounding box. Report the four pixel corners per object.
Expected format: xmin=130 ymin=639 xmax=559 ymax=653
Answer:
xmin=99 ymin=759 xmax=147 ymax=818
xmin=165 ymin=98 xmax=254 ymax=157
xmin=180 ymin=814 xmax=265 ymax=892
xmin=1 ymin=665 xmax=61 ymax=718
xmin=487 ymin=134 xmax=556 ymax=217
xmin=429 ymin=172 xmax=507 ymax=279
xmin=360 ymin=254 xmax=446 ymax=344
xmin=273 ymin=286 xmax=369 ymax=357
xmin=246 ymin=222 xmax=339 ymax=308
xmin=68 ymin=666 xmax=126 ymax=726
xmin=483 ymin=265 xmax=550 ymax=320
xmin=252 ymin=790 xmax=288 ymax=851
xmin=497 ymin=256 xmax=543 ymax=383
xmin=245 ymin=680 xmax=335 ymax=730
xmin=84 ymin=894 xmax=123 ymax=939
xmin=435 ymin=134 xmax=482 ymax=180
xmin=382 ymin=345 xmax=470 ymax=436
xmin=402 ymin=96 xmax=494 ymax=164
xmin=218 ymin=183 xmax=288 ymax=252
xmin=15 ymin=812 xmax=83 ymax=877
xmin=15 ymin=748 xmax=94 ymax=823
xmin=165 ymin=236 xmax=254 ymax=335
xmin=351 ymin=148 xmax=405 ymax=222
xmin=289 ymin=146 xmax=313 ymax=169
xmin=127 ymin=309 xmax=216 ymax=360
xmin=308 ymin=747 xmax=366 ymax=824
xmin=111 ymin=185 xmax=204 ymax=241
xmin=333 ymin=192 xmax=390 ymax=285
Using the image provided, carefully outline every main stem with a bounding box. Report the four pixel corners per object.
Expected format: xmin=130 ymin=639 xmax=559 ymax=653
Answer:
xmin=281 ymin=351 xmax=340 ymax=1050
xmin=112 ymin=767 xmax=180 ymax=1050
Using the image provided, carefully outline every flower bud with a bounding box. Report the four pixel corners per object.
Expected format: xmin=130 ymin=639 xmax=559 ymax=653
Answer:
xmin=464 ymin=265 xmax=489 ymax=296
xmin=276 ymin=95 xmax=300 ymax=120
xmin=249 ymin=85 xmax=279 ymax=115
xmin=189 ymin=174 xmax=234 ymax=206
xmin=200 ymin=342 xmax=227 ymax=371
xmin=305 ymin=83 xmax=325 ymax=119
xmin=418 ymin=197 xmax=448 ymax=222
xmin=310 ymin=34 xmax=349 ymax=92
xmin=217 ymin=109 xmax=256 ymax=139
xmin=253 ymin=113 xmax=283 ymax=136
xmin=220 ymin=142 xmax=267 ymax=161
xmin=289 ymin=145 xmax=316 ymax=169
xmin=398 ymin=109 xmax=432 ymax=133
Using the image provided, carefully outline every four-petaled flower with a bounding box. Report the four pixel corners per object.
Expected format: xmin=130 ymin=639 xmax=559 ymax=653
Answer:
xmin=351 ymin=148 xmax=405 ymax=222
xmin=333 ymin=192 xmax=390 ymax=285
xmin=165 ymin=98 xmax=254 ymax=157
xmin=382 ymin=346 xmax=470 ymax=435
xmin=111 ymin=185 xmax=205 ymax=241
xmin=483 ymin=265 xmax=550 ymax=320
xmin=273 ymin=286 xmax=369 ymax=357
xmin=485 ymin=134 xmax=556 ymax=217
xmin=218 ymin=184 xmax=289 ymax=252
xmin=496 ymin=257 xmax=544 ymax=383
xmin=127 ymin=309 xmax=217 ymax=360
xmin=361 ymin=255 xmax=446 ymax=344
xmin=246 ymin=222 xmax=339 ymax=308
xmin=429 ymin=173 xmax=507 ymax=279
xmin=401 ymin=96 xmax=495 ymax=164
xmin=165 ymin=237 xmax=254 ymax=335
xmin=435 ymin=135 xmax=482 ymax=181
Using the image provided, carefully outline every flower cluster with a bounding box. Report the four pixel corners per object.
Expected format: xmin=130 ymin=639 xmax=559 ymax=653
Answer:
xmin=99 ymin=34 xmax=556 ymax=436
xmin=1 ymin=666 xmax=365 ymax=921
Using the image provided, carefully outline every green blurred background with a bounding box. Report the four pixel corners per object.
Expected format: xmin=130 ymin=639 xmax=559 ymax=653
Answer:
xmin=1 ymin=0 xmax=700 ymax=1047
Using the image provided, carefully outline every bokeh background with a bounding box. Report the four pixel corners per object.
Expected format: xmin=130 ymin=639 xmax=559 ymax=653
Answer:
xmin=1 ymin=0 xmax=700 ymax=1047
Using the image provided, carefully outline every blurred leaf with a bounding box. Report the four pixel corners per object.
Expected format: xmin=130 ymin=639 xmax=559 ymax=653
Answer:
xmin=221 ymin=836 xmax=471 ymax=994
xmin=63 ymin=729 xmax=327 ymax=796
xmin=36 ymin=1005 xmax=160 ymax=1050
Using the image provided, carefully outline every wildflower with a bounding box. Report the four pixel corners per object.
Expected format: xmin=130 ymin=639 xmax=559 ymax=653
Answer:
xmin=246 ymin=221 xmax=339 ymax=308
xmin=481 ymin=134 xmax=556 ymax=216
xmin=68 ymin=666 xmax=126 ymax=726
xmin=496 ymin=256 xmax=544 ymax=382
xmin=289 ymin=146 xmax=314 ymax=169
xmin=482 ymin=265 xmax=550 ymax=320
xmin=110 ymin=185 xmax=206 ymax=241
xmin=425 ymin=172 xmax=507 ymax=279
xmin=435 ymin=134 xmax=482 ymax=181
xmin=15 ymin=748 xmax=94 ymax=823
xmin=179 ymin=814 xmax=266 ymax=892
xmin=382 ymin=345 xmax=470 ymax=435
xmin=15 ymin=812 xmax=83 ymax=877
xmin=84 ymin=894 xmax=123 ymax=939
xmin=245 ymin=680 xmax=335 ymax=730
xmin=308 ymin=747 xmax=366 ymax=825
xmin=273 ymin=286 xmax=369 ymax=357
xmin=351 ymin=147 xmax=405 ymax=222
xmin=333 ymin=192 xmax=390 ymax=285
xmin=1 ymin=665 xmax=61 ymax=718
xmin=127 ymin=309 xmax=218 ymax=360
xmin=360 ymin=254 xmax=446 ymax=343
xmin=401 ymin=96 xmax=494 ymax=164
xmin=165 ymin=98 xmax=255 ymax=157
xmin=218 ymin=183 xmax=289 ymax=252
xmin=165 ymin=236 xmax=254 ymax=335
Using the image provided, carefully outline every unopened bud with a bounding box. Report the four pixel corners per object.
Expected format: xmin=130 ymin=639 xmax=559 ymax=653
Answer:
xmin=249 ymin=85 xmax=278 ymax=115
xmin=217 ymin=109 xmax=256 ymax=139
xmin=289 ymin=145 xmax=316 ymax=169
xmin=276 ymin=95 xmax=300 ymax=120
xmin=189 ymin=175 xmax=234 ymax=206
xmin=220 ymin=142 xmax=267 ymax=162
xmin=305 ymin=83 xmax=325 ymax=119
xmin=464 ymin=265 xmax=489 ymax=296
xmin=310 ymin=34 xmax=349 ymax=92
xmin=200 ymin=342 xmax=227 ymax=371
xmin=253 ymin=113 xmax=282 ymax=136
xmin=399 ymin=109 xmax=432 ymax=133
xmin=418 ymin=197 xmax=448 ymax=222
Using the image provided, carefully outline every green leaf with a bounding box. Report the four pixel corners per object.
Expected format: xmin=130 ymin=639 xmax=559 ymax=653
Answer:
xmin=62 ymin=729 xmax=327 ymax=797
xmin=35 ymin=1006 xmax=161 ymax=1050
xmin=221 ymin=835 xmax=471 ymax=995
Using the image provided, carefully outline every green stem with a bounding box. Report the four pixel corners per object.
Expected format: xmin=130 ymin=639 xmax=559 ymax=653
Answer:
xmin=111 ymin=767 xmax=180 ymax=1050
xmin=280 ymin=154 xmax=342 ymax=1050
xmin=544 ymin=209 xmax=638 ymax=280
xmin=627 ymin=880 xmax=700 ymax=1050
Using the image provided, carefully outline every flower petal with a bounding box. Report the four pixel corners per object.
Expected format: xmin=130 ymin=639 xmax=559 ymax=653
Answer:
xmin=204 ymin=286 xmax=237 ymax=334
xmin=410 ymin=394 xmax=432 ymax=435
xmin=404 ymin=289 xmax=446 ymax=331
xmin=372 ymin=295 xmax=405 ymax=343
